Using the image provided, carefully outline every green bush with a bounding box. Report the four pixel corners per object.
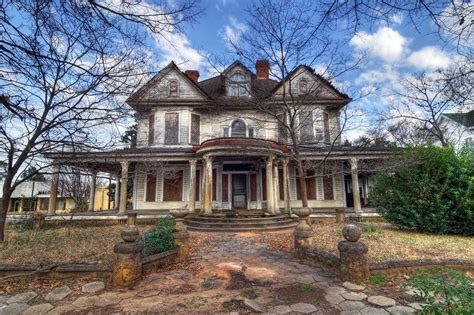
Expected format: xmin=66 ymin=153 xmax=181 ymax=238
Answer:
xmin=141 ymin=217 xmax=175 ymax=256
xmin=403 ymin=267 xmax=473 ymax=314
xmin=371 ymin=146 xmax=473 ymax=235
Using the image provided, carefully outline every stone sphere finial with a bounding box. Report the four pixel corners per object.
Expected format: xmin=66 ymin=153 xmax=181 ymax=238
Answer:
xmin=121 ymin=225 xmax=140 ymax=242
xmin=342 ymin=224 xmax=361 ymax=242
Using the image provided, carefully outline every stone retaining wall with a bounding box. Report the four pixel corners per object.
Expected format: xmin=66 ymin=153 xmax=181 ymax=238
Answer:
xmin=142 ymin=249 xmax=178 ymax=275
xmin=369 ymin=258 xmax=474 ymax=280
xmin=0 ymin=263 xmax=112 ymax=280
xmin=296 ymin=224 xmax=474 ymax=282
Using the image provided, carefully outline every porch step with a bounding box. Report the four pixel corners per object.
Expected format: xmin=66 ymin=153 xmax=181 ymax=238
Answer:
xmin=184 ymin=215 xmax=297 ymax=232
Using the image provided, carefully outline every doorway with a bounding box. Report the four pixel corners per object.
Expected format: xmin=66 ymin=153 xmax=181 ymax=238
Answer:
xmin=232 ymin=174 xmax=247 ymax=209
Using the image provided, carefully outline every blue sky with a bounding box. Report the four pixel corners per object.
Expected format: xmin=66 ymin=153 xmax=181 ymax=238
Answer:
xmin=144 ymin=0 xmax=462 ymax=139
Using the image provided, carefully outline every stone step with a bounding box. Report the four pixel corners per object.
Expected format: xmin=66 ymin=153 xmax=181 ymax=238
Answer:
xmin=186 ymin=222 xmax=297 ymax=232
xmin=186 ymin=215 xmax=293 ymax=223
xmin=185 ymin=220 xmax=295 ymax=229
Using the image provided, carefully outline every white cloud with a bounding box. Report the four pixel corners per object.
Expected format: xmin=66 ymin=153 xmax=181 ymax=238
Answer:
xmin=222 ymin=16 xmax=247 ymax=47
xmin=153 ymin=31 xmax=205 ymax=70
xmin=356 ymin=66 xmax=399 ymax=85
xmin=389 ymin=13 xmax=403 ymax=25
xmin=350 ymin=27 xmax=409 ymax=63
xmin=407 ymin=46 xmax=451 ymax=70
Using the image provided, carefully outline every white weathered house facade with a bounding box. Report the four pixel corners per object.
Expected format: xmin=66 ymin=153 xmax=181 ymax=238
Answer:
xmin=46 ymin=60 xmax=390 ymax=216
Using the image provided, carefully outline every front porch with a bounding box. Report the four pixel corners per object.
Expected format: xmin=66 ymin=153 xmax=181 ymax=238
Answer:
xmin=43 ymin=139 xmax=391 ymax=218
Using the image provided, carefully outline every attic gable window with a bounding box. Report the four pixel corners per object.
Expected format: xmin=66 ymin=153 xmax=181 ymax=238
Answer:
xmin=169 ymin=80 xmax=179 ymax=97
xmin=228 ymin=73 xmax=248 ymax=97
xmin=299 ymin=79 xmax=308 ymax=94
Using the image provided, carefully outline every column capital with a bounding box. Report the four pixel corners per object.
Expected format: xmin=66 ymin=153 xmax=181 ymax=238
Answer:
xmin=350 ymin=157 xmax=359 ymax=170
xmin=189 ymin=159 xmax=198 ymax=166
xmin=282 ymin=158 xmax=289 ymax=166
xmin=120 ymin=160 xmax=129 ymax=168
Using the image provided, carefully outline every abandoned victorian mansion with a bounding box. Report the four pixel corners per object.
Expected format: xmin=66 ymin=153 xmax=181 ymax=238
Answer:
xmin=46 ymin=60 xmax=389 ymax=217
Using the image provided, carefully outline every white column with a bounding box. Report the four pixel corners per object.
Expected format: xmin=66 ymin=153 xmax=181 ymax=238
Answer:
xmin=47 ymin=163 xmax=60 ymax=215
xmin=189 ymin=159 xmax=197 ymax=213
xmin=119 ymin=161 xmax=129 ymax=214
xmin=88 ymin=170 xmax=97 ymax=212
xmin=114 ymin=175 xmax=120 ymax=210
xmin=282 ymin=158 xmax=290 ymax=212
xmin=350 ymin=157 xmax=362 ymax=212
xmin=273 ymin=162 xmax=280 ymax=213
xmin=203 ymin=156 xmax=213 ymax=214
xmin=266 ymin=155 xmax=275 ymax=214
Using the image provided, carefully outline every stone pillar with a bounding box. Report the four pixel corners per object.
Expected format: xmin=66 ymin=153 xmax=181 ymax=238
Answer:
xmin=273 ymin=163 xmax=280 ymax=213
xmin=119 ymin=161 xmax=129 ymax=214
xmin=282 ymin=159 xmax=290 ymax=213
xmin=336 ymin=208 xmax=345 ymax=223
xmin=88 ymin=170 xmax=97 ymax=212
xmin=47 ymin=163 xmax=60 ymax=215
xmin=350 ymin=158 xmax=362 ymax=212
xmin=19 ymin=198 xmax=25 ymax=213
xmin=203 ymin=156 xmax=213 ymax=214
xmin=113 ymin=226 xmax=143 ymax=288
xmin=127 ymin=212 xmax=137 ymax=225
xmin=188 ymin=159 xmax=197 ymax=213
xmin=338 ymin=224 xmax=369 ymax=282
xmin=265 ymin=155 xmax=275 ymax=214
xmin=170 ymin=209 xmax=190 ymax=261
xmin=114 ymin=175 xmax=120 ymax=210
xmin=292 ymin=207 xmax=312 ymax=258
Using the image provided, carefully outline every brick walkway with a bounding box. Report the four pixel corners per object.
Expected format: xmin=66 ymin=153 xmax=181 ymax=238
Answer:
xmin=0 ymin=232 xmax=420 ymax=314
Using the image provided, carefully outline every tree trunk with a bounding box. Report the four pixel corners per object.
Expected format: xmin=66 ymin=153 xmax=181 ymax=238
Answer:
xmin=294 ymin=151 xmax=309 ymax=208
xmin=0 ymin=182 xmax=13 ymax=242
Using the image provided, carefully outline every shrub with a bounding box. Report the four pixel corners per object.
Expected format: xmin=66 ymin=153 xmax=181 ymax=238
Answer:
xmin=141 ymin=217 xmax=175 ymax=256
xmin=371 ymin=146 xmax=473 ymax=235
xmin=403 ymin=267 xmax=473 ymax=314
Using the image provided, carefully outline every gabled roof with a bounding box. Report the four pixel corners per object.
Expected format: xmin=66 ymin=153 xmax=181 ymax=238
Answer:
xmin=126 ymin=61 xmax=211 ymax=106
xmin=442 ymin=110 xmax=474 ymax=128
xmin=269 ymin=65 xmax=351 ymax=100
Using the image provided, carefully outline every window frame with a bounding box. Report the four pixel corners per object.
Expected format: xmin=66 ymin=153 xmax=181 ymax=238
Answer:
xmin=231 ymin=119 xmax=247 ymax=137
xmin=164 ymin=112 xmax=180 ymax=145
xmin=161 ymin=169 xmax=184 ymax=202
xmin=228 ymin=72 xmax=249 ymax=97
xmin=168 ymin=80 xmax=179 ymax=97
xmin=299 ymin=79 xmax=308 ymax=94
xmin=190 ymin=113 xmax=201 ymax=145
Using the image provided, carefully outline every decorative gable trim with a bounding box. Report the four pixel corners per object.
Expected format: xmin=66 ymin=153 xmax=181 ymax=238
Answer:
xmin=126 ymin=61 xmax=211 ymax=106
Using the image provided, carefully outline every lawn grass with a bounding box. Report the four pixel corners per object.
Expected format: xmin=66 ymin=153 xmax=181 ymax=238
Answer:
xmin=0 ymin=223 xmax=153 ymax=265
xmin=310 ymin=221 xmax=474 ymax=262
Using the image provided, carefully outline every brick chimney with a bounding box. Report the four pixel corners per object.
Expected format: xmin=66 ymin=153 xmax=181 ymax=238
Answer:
xmin=185 ymin=70 xmax=200 ymax=83
xmin=255 ymin=60 xmax=269 ymax=79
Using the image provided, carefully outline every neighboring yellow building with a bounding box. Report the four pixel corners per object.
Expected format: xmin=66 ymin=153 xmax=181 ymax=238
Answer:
xmin=93 ymin=185 xmax=115 ymax=211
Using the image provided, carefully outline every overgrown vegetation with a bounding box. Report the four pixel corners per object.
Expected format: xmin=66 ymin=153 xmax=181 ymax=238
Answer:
xmin=371 ymin=146 xmax=473 ymax=235
xmin=141 ymin=218 xmax=175 ymax=257
xmin=368 ymin=273 xmax=386 ymax=285
xmin=298 ymin=283 xmax=316 ymax=293
xmin=404 ymin=267 xmax=473 ymax=314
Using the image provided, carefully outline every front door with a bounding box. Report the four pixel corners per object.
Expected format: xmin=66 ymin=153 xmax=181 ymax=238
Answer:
xmin=232 ymin=174 xmax=247 ymax=209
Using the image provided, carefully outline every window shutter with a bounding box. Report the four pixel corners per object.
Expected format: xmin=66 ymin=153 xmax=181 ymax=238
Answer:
xmin=148 ymin=114 xmax=155 ymax=146
xmin=146 ymin=172 xmax=157 ymax=202
xmin=323 ymin=112 xmax=330 ymax=142
xmin=248 ymin=127 xmax=255 ymax=138
xmin=222 ymin=174 xmax=228 ymax=202
xmin=164 ymin=113 xmax=179 ymax=144
xmin=190 ymin=114 xmax=200 ymax=144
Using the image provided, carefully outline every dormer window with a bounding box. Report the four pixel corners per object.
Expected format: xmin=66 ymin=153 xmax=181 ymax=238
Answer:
xmin=229 ymin=73 xmax=248 ymax=97
xmin=299 ymin=79 xmax=308 ymax=94
xmin=169 ymin=80 xmax=179 ymax=97
xmin=231 ymin=119 xmax=246 ymax=137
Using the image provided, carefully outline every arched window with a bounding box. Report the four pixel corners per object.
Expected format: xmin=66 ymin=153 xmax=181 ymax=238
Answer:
xmin=231 ymin=119 xmax=246 ymax=137
xmin=169 ymin=80 xmax=179 ymax=97
xmin=299 ymin=79 xmax=308 ymax=94
xmin=229 ymin=73 xmax=248 ymax=96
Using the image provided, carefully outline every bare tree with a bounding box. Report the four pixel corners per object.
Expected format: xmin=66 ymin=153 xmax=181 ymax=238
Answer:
xmin=59 ymin=166 xmax=90 ymax=213
xmin=224 ymin=0 xmax=366 ymax=208
xmin=378 ymin=66 xmax=473 ymax=147
xmin=0 ymin=1 xmax=199 ymax=241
